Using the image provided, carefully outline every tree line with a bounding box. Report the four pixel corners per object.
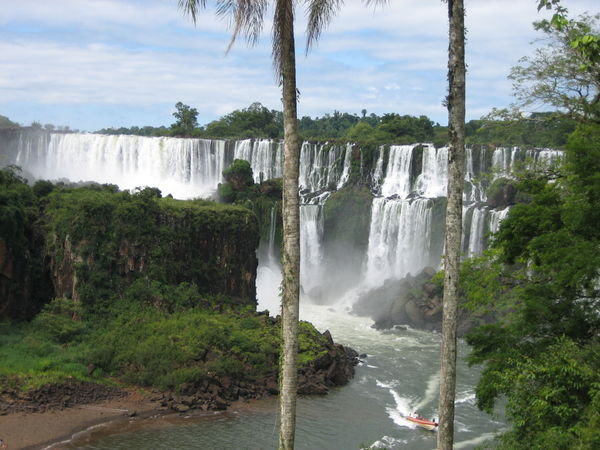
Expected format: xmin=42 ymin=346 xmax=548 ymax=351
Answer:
xmin=94 ymin=101 xmax=577 ymax=149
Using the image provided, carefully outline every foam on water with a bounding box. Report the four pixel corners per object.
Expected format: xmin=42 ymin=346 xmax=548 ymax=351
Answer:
xmin=413 ymin=373 xmax=440 ymax=411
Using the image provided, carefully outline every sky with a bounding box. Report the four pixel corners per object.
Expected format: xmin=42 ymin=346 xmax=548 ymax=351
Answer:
xmin=0 ymin=0 xmax=597 ymax=132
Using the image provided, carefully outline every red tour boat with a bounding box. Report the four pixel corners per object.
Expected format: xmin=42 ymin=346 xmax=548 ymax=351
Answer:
xmin=406 ymin=414 xmax=439 ymax=431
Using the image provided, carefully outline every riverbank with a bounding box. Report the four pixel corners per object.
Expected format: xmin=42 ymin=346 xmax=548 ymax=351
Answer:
xmin=0 ymin=338 xmax=358 ymax=449
xmin=1 ymin=387 xmax=283 ymax=449
xmin=0 ymin=388 xmax=162 ymax=449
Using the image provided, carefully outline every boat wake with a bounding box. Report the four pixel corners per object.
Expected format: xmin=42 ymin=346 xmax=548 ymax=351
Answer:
xmin=413 ymin=373 xmax=439 ymax=411
xmin=377 ymin=373 xmax=440 ymax=431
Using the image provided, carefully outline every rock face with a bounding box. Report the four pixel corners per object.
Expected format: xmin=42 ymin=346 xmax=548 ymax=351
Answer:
xmin=163 ymin=330 xmax=360 ymax=413
xmin=486 ymin=177 xmax=517 ymax=209
xmin=0 ymin=184 xmax=261 ymax=318
xmin=0 ymin=381 xmax=126 ymax=415
xmin=352 ymin=267 xmax=480 ymax=336
xmin=45 ymin=189 xmax=260 ymax=308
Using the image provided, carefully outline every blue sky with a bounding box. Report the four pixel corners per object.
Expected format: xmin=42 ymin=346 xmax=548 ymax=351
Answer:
xmin=0 ymin=0 xmax=597 ymax=132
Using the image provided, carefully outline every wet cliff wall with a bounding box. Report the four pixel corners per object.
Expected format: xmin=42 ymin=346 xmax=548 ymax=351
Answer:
xmin=44 ymin=187 xmax=259 ymax=310
xmin=0 ymin=175 xmax=260 ymax=319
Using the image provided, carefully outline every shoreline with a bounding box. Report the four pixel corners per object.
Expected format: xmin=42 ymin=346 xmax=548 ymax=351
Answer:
xmin=0 ymin=389 xmax=276 ymax=450
xmin=0 ymin=389 xmax=162 ymax=449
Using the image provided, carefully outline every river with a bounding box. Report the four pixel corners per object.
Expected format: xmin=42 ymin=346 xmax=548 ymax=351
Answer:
xmin=64 ymin=264 xmax=505 ymax=450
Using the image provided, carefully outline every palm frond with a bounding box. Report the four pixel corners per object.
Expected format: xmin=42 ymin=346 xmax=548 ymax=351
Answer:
xmin=363 ymin=0 xmax=389 ymax=6
xmin=305 ymin=0 xmax=344 ymax=52
xmin=304 ymin=0 xmax=388 ymax=53
xmin=216 ymin=0 xmax=269 ymax=52
xmin=178 ymin=0 xmax=207 ymax=24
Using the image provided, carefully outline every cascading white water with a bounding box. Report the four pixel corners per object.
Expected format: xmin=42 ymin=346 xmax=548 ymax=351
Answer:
xmin=532 ymin=148 xmax=564 ymax=169
xmin=464 ymin=147 xmax=486 ymax=203
xmin=380 ymin=145 xmax=414 ymax=198
xmin=371 ymin=146 xmax=385 ymax=194
xmin=299 ymin=142 xmax=350 ymax=195
xmin=256 ymin=205 xmax=282 ymax=315
xmin=466 ymin=206 xmax=487 ymax=257
xmin=489 ymin=207 xmax=510 ymax=234
xmin=365 ymin=197 xmax=433 ymax=282
xmin=233 ymin=139 xmax=282 ymax=183
xmin=6 ymin=131 xmax=564 ymax=295
xmin=491 ymin=146 xmax=564 ymax=179
xmin=16 ymin=133 xmax=232 ymax=198
xmin=336 ymin=143 xmax=353 ymax=189
xmin=415 ymin=144 xmax=448 ymax=198
xmin=296 ymin=142 xmax=354 ymax=298
xmin=365 ymin=144 xmax=442 ymax=284
xmin=300 ymin=204 xmax=324 ymax=295
xmin=492 ymin=147 xmax=517 ymax=177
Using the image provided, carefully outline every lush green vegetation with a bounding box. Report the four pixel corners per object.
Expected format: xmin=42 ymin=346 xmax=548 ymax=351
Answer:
xmin=0 ymin=293 xmax=330 ymax=394
xmin=42 ymin=184 xmax=259 ymax=313
xmin=96 ymin=102 xmax=443 ymax=144
xmin=0 ymin=173 xmax=334 ymax=396
xmin=0 ymin=167 xmax=54 ymax=319
xmin=458 ymin=9 xmax=600 ymax=446
xmin=465 ymin=111 xmax=577 ymax=147
xmin=0 ymin=114 xmax=19 ymax=129
xmin=91 ymin=100 xmax=582 ymax=149
xmin=216 ymin=159 xmax=283 ymax=247
xmin=460 ymin=122 xmax=600 ymax=448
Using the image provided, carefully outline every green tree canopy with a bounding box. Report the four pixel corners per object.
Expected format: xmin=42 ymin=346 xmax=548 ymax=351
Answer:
xmin=463 ymin=122 xmax=600 ymax=448
xmin=205 ymin=102 xmax=282 ymax=139
xmin=509 ymin=13 xmax=600 ymax=122
xmin=171 ymin=101 xmax=199 ymax=136
xmin=0 ymin=114 xmax=19 ymax=129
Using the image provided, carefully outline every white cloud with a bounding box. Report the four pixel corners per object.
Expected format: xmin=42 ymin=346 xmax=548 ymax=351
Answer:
xmin=0 ymin=0 xmax=598 ymax=129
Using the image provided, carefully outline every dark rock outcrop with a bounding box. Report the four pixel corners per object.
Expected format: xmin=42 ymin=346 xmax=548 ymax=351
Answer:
xmin=353 ymin=267 xmax=480 ymax=336
xmin=163 ymin=332 xmax=359 ymax=413
xmin=0 ymin=381 xmax=126 ymax=415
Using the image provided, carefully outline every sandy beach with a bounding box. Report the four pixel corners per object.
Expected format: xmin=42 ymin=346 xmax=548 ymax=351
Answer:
xmin=0 ymin=388 xmax=277 ymax=450
xmin=0 ymin=389 xmax=162 ymax=450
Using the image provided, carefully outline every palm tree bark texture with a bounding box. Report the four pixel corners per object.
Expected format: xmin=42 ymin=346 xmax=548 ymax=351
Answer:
xmin=438 ymin=0 xmax=466 ymax=449
xmin=275 ymin=3 xmax=301 ymax=449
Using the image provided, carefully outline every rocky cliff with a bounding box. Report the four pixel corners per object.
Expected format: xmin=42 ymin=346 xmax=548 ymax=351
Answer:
xmin=44 ymin=187 xmax=260 ymax=309
xmin=0 ymin=176 xmax=261 ymax=318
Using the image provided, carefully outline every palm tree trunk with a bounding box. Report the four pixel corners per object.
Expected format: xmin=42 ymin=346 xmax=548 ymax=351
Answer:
xmin=438 ymin=1 xmax=465 ymax=449
xmin=277 ymin=1 xmax=301 ymax=449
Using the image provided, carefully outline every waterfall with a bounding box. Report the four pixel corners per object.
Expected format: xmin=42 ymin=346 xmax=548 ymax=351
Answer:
xmin=256 ymin=206 xmax=283 ymax=314
xmin=465 ymin=205 xmax=487 ymax=257
xmin=372 ymin=146 xmax=385 ymax=193
xmin=365 ymin=197 xmax=433 ymax=282
xmin=415 ymin=144 xmax=448 ymax=198
xmin=299 ymin=142 xmax=351 ymax=196
xmin=267 ymin=206 xmax=277 ymax=263
xmin=337 ymin=143 xmax=353 ymax=189
xmin=491 ymin=147 xmax=515 ymax=177
xmin=489 ymin=207 xmax=510 ymax=234
xmin=491 ymin=146 xmax=564 ymax=179
xmin=532 ymin=149 xmax=564 ymax=169
xmin=380 ymin=145 xmax=415 ymax=198
xmin=300 ymin=204 xmax=324 ymax=296
xmin=15 ymin=133 xmax=232 ymax=198
xmin=464 ymin=147 xmax=485 ymax=203
xmin=364 ymin=143 xmax=447 ymax=284
xmin=233 ymin=139 xmax=282 ymax=183
xmin=2 ymin=130 xmax=566 ymax=299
